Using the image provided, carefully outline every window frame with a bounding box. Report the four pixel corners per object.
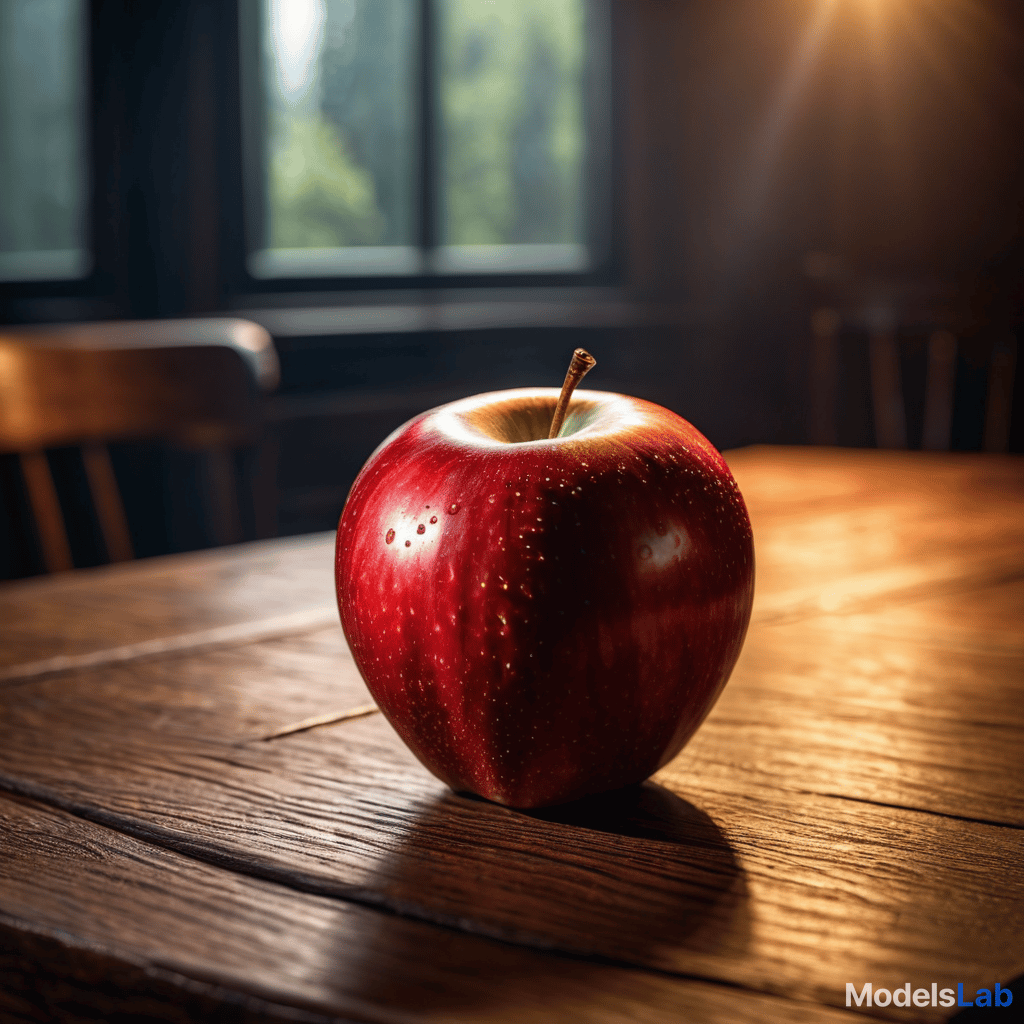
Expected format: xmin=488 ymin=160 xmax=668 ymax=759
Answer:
xmin=230 ymin=0 xmax=620 ymax=298
xmin=0 ymin=0 xmax=624 ymax=324
xmin=0 ymin=0 xmax=210 ymax=323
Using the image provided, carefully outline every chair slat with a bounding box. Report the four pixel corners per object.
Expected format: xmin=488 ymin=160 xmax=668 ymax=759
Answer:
xmin=868 ymin=327 xmax=907 ymax=449
xmin=18 ymin=451 xmax=73 ymax=574
xmin=984 ymin=335 xmax=1018 ymax=454
xmin=82 ymin=443 xmax=134 ymax=563
xmin=0 ymin=319 xmax=279 ymax=574
xmin=921 ymin=330 xmax=957 ymax=451
xmin=203 ymin=446 xmax=242 ymax=548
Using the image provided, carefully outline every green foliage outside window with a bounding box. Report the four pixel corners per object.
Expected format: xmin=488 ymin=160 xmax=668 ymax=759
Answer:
xmin=262 ymin=0 xmax=585 ymax=252
xmin=268 ymin=115 xmax=383 ymax=248
xmin=440 ymin=0 xmax=584 ymax=246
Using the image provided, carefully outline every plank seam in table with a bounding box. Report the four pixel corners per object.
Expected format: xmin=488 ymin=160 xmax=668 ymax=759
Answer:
xmin=0 ymin=784 xmax=837 ymax=1012
xmin=812 ymin=792 xmax=1024 ymax=832
xmin=0 ymin=604 xmax=340 ymax=687
xmin=0 ymin=908 xmax=363 ymax=1024
xmin=3 ymin=558 xmax=1018 ymax=690
xmin=2 ymin=448 xmax=1021 ymax=1024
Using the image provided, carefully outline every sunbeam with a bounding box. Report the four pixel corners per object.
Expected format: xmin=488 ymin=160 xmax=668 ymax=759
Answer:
xmin=733 ymin=0 xmax=840 ymax=234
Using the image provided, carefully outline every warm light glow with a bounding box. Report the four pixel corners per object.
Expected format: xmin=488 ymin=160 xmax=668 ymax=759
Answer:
xmin=731 ymin=0 xmax=1017 ymax=266
xmin=733 ymin=0 xmax=839 ymax=229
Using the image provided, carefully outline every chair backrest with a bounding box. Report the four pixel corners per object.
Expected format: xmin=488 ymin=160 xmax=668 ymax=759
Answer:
xmin=806 ymin=278 xmax=1017 ymax=451
xmin=0 ymin=318 xmax=279 ymax=573
xmin=863 ymin=324 xmax=1017 ymax=452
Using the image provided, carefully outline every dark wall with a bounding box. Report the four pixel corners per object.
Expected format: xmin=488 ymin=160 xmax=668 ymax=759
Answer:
xmin=2 ymin=1 xmax=1022 ymax=577
xmin=619 ymin=0 xmax=1023 ymax=447
xmin=624 ymin=1 xmax=1023 ymax=291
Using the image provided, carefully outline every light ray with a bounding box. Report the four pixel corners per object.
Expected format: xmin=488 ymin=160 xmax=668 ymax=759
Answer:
xmin=723 ymin=0 xmax=839 ymax=258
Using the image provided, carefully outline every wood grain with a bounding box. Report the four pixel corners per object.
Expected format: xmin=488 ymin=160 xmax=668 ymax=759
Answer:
xmin=2 ymin=448 xmax=1018 ymax=672
xmin=0 ymin=532 xmax=337 ymax=675
xmin=1 ymin=618 xmax=1022 ymax=1020
xmin=726 ymin=446 xmax=1024 ymax=624
xmin=0 ymin=604 xmax=341 ymax=687
xmin=4 ymin=597 xmax=1020 ymax=822
xmin=665 ymin=616 xmax=1024 ymax=826
xmin=0 ymin=793 xmax=883 ymax=1024
xmin=1 ymin=447 xmax=1022 ymax=1023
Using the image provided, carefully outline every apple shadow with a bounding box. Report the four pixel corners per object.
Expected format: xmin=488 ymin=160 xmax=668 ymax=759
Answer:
xmin=331 ymin=781 xmax=750 ymax=1017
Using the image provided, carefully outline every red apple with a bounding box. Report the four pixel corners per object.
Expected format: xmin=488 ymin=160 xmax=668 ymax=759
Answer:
xmin=335 ymin=356 xmax=754 ymax=808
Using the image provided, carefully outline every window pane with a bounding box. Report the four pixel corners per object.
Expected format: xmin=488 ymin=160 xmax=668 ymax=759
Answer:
xmin=255 ymin=0 xmax=417 ymax=267
xmin=0 ymin=0 xmax=89 ymax=281
xmin=438 ymin=0 xmax=587 ymax=249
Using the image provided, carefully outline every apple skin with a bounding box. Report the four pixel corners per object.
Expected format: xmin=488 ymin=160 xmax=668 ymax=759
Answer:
xmin=335 ymin=387 xmax=754 ymax=808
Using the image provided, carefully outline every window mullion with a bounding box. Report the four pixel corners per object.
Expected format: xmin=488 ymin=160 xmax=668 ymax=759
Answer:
xmin=418 ymin=0 xmax=437 ymax=258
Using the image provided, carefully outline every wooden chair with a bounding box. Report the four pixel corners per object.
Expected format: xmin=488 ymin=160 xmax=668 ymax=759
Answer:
xmin=806 ymin=274 xmax=1018 ymax=451
xmin=0 ymin=318 xmax=280 ymax=573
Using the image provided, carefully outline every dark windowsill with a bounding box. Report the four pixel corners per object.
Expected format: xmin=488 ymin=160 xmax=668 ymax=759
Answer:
xmin=230 ymin=287 xmax=703 ymax=342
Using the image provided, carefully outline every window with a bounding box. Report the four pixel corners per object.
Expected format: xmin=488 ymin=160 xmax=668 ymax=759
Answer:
xmin=242 ymin=0 xmax=611 ymax=281
xmin=0 ymin=0 xmax=90 ymax=283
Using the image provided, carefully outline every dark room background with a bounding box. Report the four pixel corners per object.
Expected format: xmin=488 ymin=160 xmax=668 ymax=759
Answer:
xmin=1 ymin=0 xmax=1022 ymax=578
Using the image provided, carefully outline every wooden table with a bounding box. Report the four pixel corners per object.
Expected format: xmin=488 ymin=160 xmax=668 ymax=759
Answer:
xmin=2 ymin=447 xmax=1022 ymax=1023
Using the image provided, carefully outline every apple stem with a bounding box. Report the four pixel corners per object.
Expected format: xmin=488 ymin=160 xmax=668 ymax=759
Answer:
xmin=548 ymin=348 xmax=597 ymax=439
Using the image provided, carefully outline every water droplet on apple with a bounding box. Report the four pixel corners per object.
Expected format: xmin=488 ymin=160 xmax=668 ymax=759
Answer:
xmin=405 ymin=540 xmax=411 ymax=547
xmin=655 ymin=522 xmax=667 ymax=536
xmin=430 ymin=515 xmax=437 ymax=524
xmin=385 ymin=529 xmax=395 ymax=544
xmin=417 ymin=524 xmax=426 ymax=534
xmin=639 ymin=544 xmax=653 ymax=560
xmin=449 ymin=503 xmax=460 ymax=513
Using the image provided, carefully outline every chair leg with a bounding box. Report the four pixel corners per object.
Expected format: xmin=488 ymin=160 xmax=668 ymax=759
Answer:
xmin=984 ymin=334 xmax=1017 ymax=454
xmin=203 ymin=446 xmax=242 ymax=547
xmin=809 ymin=308 xmax=839 ymax=445
xmin=921 ymin=330 xmax=957 ymax=451
xmin=82 ymin=443 xmax=134 ymax=562
xmin=19 ymin=451 xmax=73 ymax=573
xmin=869 ymin=327 xmax=907 ymax=449
xmin=252 ymin=434 xmax=279 ymax=540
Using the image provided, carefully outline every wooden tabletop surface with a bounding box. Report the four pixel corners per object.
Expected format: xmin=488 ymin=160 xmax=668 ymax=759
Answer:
xmin=1 ymin=446 xmax=1022 ymax=1024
